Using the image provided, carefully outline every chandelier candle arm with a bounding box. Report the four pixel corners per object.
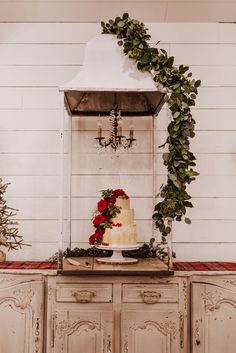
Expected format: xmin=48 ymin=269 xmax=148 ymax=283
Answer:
xmin=95 ymin=109 xmax=136 ymax=151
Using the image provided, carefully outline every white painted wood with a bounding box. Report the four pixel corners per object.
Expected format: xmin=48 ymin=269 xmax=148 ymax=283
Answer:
xmin=174 ymin=243 xmax=236 ymax=262
xmin=197 ymin=87 xmax=236 ymax=109
xmin=0 ymin=154 xmax=59 ymax=176
xmin=0 ymin=110 xmax=60 ymax=131
xmin=156 ymin=153 xmax=236 ymax=176
xmin=0 ymin=22 xmax=235 ymax=261
xmin=0 ymin=274 xmax=44 ymax=353
xmin=173 ymin=220 xmax=236 ymax=243
xmin=0 ymin=44 xmax=85 ymax=65
xmin=166 ymin=2 xmax=236 ymax=22
xmin=0 ymin=23 xmax=221 ymax=44
xmin=0 ymin=88 xmax=59 ymax=109
xmin=0 ymin=131 xmax=59 ymax=153
xmin=156 ymin=175 xmax=236 ymax=198
xmin=191 ymin=281 xmax=236 ymax=353
xmin=47 ymin=276 xmax=186 ymax=353
xmin=171 ymin=44 xmax=236 ymax=66
xmin=0 ymin=66 xmax=79 ymax=87
xmin=0 ymin=2 xmax=167 ymax=22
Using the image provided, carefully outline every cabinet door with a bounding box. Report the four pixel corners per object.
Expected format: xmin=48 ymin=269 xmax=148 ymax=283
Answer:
xmin=54 ymin=309 xmax=114 ymax=353
xmin=121 ymin=310 xmax=180 ymax=353
xmin=191 ymin=282 xmax=236 ymax=353
xmin=0 ymin=275 xmax=44 ymax=353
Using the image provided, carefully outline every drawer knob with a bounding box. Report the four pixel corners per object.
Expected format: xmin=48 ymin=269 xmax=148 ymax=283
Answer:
xmin=141 ymin=290 xmax=161 ymax=304
xmin=72 ymin=290 xmax=95 ymax=303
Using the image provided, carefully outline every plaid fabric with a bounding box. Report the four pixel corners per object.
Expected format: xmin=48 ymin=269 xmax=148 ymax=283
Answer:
xmin=0 ymin=261 xmax=57 ymax=270
xmin=173 ymin=262 xmax=236 ymax=271
xmin=0 ymin=261 xmax=236 ymax=271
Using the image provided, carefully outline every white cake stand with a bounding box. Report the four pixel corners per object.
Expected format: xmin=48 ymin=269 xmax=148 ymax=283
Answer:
xmin=96 ymin=244 xmax=141 ymax=264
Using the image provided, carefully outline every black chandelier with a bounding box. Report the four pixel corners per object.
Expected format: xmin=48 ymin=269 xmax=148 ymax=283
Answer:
xmin=95 ymin=110 xmax=136 ymax=151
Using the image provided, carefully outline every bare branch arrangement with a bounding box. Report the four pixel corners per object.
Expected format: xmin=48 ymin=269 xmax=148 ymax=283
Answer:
xmin=0 ymin=178 xmax=25 ymax=251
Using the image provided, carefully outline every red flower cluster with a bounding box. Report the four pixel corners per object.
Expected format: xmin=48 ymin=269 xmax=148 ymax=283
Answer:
xmin=114 ymin=189 xmax=129 ymax=199
xmin=89 ymin=189 xmax=129 ymax=246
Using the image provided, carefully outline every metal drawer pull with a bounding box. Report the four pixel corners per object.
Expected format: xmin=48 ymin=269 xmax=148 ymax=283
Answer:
xmin=72 ymin=290 xmax=95 ymax=303
xmin=141 ymin=290 xmax=161 ymax=304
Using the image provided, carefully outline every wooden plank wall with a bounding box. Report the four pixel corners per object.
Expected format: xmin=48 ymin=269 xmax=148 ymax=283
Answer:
xmin=0 ymin=19 xmax=236 ymax=261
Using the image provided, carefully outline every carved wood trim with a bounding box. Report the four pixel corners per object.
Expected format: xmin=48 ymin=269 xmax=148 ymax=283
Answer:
xmin=130 ymin=319 xmax=177 ymax=339
xmin=123 ymin=335 xmax=128 ymax=353
xmin=183 ymin=279 xmax=187 ymax=310
xmin=202 ymin=290 xmax=236 ymax=312
xmin=0 ymin=288 xmax=34 ymax=310
xmin=57 ymin=319 xmax=101 ymax=338
xmin=194 ymin=319 xmax=201 ymax=346
xmin=179 ymin=312 xmax=184 ymax=349
xmin=34 ymin=317 xmax=41 ymax=353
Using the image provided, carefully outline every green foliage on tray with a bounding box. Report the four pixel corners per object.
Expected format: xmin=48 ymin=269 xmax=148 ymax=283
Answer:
xmin=49 ymin=239 xmax=170 ymax=263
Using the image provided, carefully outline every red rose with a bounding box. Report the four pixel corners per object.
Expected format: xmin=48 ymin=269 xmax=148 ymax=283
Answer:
xmin=96 ymin=226 xmax=105 ymax=236
xmin=93 ymin=214 xmax=106 ymax=226
xmin=113 ymin=189 xmax=129 ymax=199
xmin=106 ymin=195 xmax=116 ymax=204
xmin=94 ymin=230 xmax=103 ymax=240
xmin=97 ymin=199 xmax=107 ymax=212
xmin=89 ymin=234 xmax=95 ymax=245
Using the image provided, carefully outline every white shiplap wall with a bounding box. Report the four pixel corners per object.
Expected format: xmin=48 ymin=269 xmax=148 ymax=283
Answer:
xmin=1 ymin=22 xmax=236 ymax=261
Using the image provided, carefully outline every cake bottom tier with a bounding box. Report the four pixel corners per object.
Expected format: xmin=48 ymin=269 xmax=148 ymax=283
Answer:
xmin=103 ymin=225 xmax=137 ymax=245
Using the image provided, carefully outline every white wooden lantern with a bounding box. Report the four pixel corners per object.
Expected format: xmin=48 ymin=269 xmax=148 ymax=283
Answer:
xmin=58 ymin=34 xmax=171 ymax=269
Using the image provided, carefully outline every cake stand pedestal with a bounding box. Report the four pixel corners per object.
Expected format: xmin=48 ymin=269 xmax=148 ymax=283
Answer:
xmin=96 ymin=244 xmax=141 ymax=264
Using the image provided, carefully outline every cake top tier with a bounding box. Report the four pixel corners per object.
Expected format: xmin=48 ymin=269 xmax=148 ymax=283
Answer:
xmin=116 ymin=197 xmax=130 ymax=210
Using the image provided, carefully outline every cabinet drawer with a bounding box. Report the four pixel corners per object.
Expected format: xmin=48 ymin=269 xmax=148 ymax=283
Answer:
xmin=56 ymin=283 xmax=113 ymax=303
xmin=122 ymin=284 xmax=179 ymax=304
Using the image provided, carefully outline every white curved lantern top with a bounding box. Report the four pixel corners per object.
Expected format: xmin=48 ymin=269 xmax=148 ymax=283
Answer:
xmin=60 ymin=34 xmax=165 ymax=116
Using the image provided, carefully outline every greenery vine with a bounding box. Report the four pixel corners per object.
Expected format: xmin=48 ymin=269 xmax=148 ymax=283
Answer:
xmin=101 ymin=13 xmax=200 ymax=242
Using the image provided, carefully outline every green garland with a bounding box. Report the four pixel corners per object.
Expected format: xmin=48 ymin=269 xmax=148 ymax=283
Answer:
xmin=101 ymin=13 xmax=200 ymax=242
xmin=49 ymin=238 xmax=169 ymax=263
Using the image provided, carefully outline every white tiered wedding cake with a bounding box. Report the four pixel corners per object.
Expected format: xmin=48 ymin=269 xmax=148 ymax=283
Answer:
xmin=89 ymin=188 xmax=137 ymax=247
xmin=103 ymin=196 xmax=137 ymax=245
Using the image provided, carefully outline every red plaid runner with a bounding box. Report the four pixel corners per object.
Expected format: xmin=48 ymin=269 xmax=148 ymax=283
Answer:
xmin=0 ymin=261 xmax=236 ymax=271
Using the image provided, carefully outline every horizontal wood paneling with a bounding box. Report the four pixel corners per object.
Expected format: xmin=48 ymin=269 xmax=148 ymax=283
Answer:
xmin=156 ymin=175 xmax=236 ymax=198
xmin=0 ymin=22 xmax=235 ymax=261
xmin=171 ymin=44 xmax=236 ymax=66
xmin=6 ymin=242 xmax=58 ymax=261
xmin=173 ymin=243 xmax=236 ymax=262
xmin=0 ymin=110 xmax=59 ymax=131
xmin=0 ymin=2 xmax=235 ymax=23
xmin=173 ymin=220 xmax=236 ymax=243
xmin=0 ymin=87 xmax=59 ymax=109
xmin=0 ymin=154 xmax=59 ymax=175
xmin=71 ymin=175 xmax=153 ymax=197
xmin=72 ymin=153 xmax=153 ymax=175
xmin=166 ymin=2 xmax=236 ymax=22
xmin=0 ymin=131 xmax=59 ymax=153
xmin=156 ymin=153 xmax=236 ymax=176
xmin=0 ymin=23 xmax=221 ymax=44
xmin=0 ymin=2 xmax=167 ymax=22
xmin=0 ymin=66 xmax=79 ymax=87
xmin=19 ymin=220 xmax=58 ymax=242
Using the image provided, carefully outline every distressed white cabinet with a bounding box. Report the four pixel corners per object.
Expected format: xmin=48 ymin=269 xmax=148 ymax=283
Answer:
xmin=191 ymin=276 xmax=236 ymax=353
xmin=47 ymin=276 xmax=187 ymax=353
xmin=0 ymin=274 xmax=44 ymax=353
xmin=121 ymin=282 xmax=187 ymax=353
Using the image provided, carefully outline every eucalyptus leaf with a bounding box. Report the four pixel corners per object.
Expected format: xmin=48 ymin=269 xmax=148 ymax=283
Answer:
xmin=100 ymin=13 xmax=199 ymax=243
